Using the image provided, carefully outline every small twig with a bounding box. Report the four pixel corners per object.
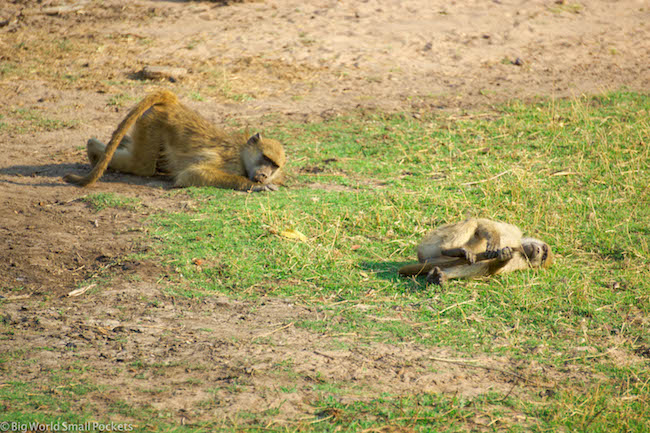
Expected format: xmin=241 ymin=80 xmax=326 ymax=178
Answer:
xmin=308 ymin=415 xmax=333 ymax=424
xmin=500 ymin=382 xmax=518 ymax=401
xmin=67 ymin=283 xmax=96 ymax=297
xmin=4 ymin=293 xmax=31 ymax=300
xmin=256 ymin=322 xmax=294 ymax=339
xmin=462 ymin=170 xmax=511 ymax=186
xmin=22 ymin=2 xmax=88 ymax=16
xmin=428 ymin=356 xmax=554 ymax=388
xmin=584 ymin=406 xmax=608 ymax=429
xmin=563 ymin=352 xmax=610 ymax=363
xmin=551 ymin=170 xmax=579 ymax=176
xmin=313 ymin=350 xmax=336 ymax=360
xmin=437 ymin=300 xmax=474 ymax=315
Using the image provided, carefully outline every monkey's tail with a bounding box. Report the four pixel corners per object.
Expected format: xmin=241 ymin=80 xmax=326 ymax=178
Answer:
xmin=63 ymin=90 xmax=178 ymax=187
xmin=398 ymin=262 xmax=435 ymax=277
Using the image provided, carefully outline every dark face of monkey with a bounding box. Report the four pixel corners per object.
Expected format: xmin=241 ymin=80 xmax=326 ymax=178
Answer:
xmin=243 ymin=133 xmax=285 ymax=185
xmin=521 ymin=239 xmax=551 ymax=268
xmin=251 ymin=155 xmax=280 ymax=184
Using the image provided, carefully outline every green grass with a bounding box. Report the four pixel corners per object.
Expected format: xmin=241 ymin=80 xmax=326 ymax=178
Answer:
xmin=107 ymin=93 xmax=136 ymax=108
xmin=1 ymin=108 xmax=79 ymax=133
xmin=146 ymin=91 xmax=648 ymax=431
xmin=81 ymin=192 xmax=141 ymax=211
xmin=3 ymin=91 xmax=649 ymax=431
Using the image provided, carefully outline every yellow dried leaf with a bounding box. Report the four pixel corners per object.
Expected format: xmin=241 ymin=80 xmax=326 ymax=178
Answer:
xmin=279 ymin=229 xmax=308 ymax=242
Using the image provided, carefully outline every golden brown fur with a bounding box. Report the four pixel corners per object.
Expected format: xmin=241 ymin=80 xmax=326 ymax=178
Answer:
xmin=64 ymin=90 xmax=286 ymax=191
xmin=399 ymin=218 xmax=552 ymax=285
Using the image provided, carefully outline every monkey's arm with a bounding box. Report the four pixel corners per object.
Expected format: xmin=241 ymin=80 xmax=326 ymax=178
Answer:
xmin=440 ymin=247 xmax=477 ymax=264
xmin=175 ymin=164 xmax=274 ymax=191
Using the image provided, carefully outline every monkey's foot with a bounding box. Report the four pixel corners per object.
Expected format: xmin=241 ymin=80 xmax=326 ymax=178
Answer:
xmin=86 ymin=138 xmax=104 ymax=167
xmin=427 ymin=267 xmax=447 ymax=286
xmin=88 ymin=152 xmax=101 ymax=168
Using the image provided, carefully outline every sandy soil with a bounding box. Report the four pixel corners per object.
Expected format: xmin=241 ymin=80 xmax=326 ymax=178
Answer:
xmin=0 ymin=0 xmax=648 ymax=426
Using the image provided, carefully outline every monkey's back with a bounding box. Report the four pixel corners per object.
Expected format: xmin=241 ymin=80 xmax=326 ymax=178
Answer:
xmin=139 ymin=101 xmax=246 ymax=176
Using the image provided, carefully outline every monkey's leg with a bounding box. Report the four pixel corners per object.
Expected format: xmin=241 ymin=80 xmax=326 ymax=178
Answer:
xmin=93 ymin=121 xmax=158 ymax=177
xmin=433 ymin=262 xmax=491 ymax=283
xmin=87 ymin=137 xmax=134 ymax=168
xmin=109 ymin=123 xmax=160 ymax=177
xmin=93 ymin=142 xmax=156 ymax=177
xmin=87 ymin=138 xmax=106 ymax=167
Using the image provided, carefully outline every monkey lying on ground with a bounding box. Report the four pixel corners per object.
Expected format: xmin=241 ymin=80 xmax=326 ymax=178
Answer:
xmin=398 ymin=218 xmax=552 ymax=285
xmin=64 ymin=90 xmax=285 ymax=192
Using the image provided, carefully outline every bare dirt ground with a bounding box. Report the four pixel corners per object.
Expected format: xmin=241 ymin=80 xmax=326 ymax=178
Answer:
xmin=0 ymin=0 xmax=648 ymax=427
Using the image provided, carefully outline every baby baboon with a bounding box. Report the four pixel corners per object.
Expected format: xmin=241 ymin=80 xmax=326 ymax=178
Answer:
xmin=64 ymin=90 xmax=286 ymax=192
xmin=398 ymin=218 xmax=552 ymax=285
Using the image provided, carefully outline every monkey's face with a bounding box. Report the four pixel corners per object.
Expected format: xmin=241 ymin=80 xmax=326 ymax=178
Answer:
xmin=243 ymin=133 xmax=285 ymax=184
xmin=251 ymin=155 xmax=280 ymax=184
xmin=521 ymin=239 xmax=552 ymax=268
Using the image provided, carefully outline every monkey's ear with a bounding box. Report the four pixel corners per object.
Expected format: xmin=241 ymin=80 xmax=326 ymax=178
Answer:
xmin=247 ymin=133 xmax=262 ymax=145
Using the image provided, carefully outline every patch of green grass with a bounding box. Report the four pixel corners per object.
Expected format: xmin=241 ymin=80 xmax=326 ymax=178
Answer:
xmin=81 ymin=192 xmax=141 ymax=212
xmin=549 ymin=2 xmax=583 ymax=14
xmin=3 ymin=108 xmax=79 ymax=133
xmin=107 ymin=93 xmax=135 ymax=107
xmin=185 ymin=39 xmax=200 ymax=50
xmin=189 ymin=91 xmax=205 ymax=102
xmin=143 ymin=91 xmax=649 ymax=431
xmin=310 ymin=393 xmax=477 ymax=432
xmin=204 ymin=68 xmax=256 ymax=102
xmin=0 ymin=61 xmax=19 ymax=77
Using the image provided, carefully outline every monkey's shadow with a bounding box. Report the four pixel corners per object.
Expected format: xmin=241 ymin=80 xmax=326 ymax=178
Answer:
xmin=360 ymin=260 xmax=427 ymax=291
xmin=0 ymin=163 xmax=173 ymax=188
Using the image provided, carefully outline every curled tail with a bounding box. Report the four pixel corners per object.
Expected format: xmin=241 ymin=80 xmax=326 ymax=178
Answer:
xmin=64 ymin=90 xmax=178 ymax=187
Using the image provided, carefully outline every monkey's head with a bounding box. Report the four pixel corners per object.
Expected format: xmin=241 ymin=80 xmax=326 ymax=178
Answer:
xmin=242 ymin=133 xmax=286 ymax=184
xmin=521 ymin=238 xmax=553 ymax=268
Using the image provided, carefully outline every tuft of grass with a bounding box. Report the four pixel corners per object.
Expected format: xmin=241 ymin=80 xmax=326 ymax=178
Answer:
xmin=107 ymin=93 xmax=135 ymax=108
xmin=2 ymin=108 xmax=79 ymax=133
xmin=81 ymin=192 xmax=141 ymax=212
xmin=189 ymin=91 xmax=205 ymax=102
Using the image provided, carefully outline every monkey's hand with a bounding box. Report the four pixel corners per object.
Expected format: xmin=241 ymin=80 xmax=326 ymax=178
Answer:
xmin=497 ymin=247 xmax=513 ymax=261
xmin=426 ymin=267 xmax=447 ymax=286
xmin=484 ymin=240 xmax=500 ymax=258
xmin=463 ymin=250 xmax=476 ymax=264
xmin=441 ymin=247 xmax=475 ymax=264
xmin=250 ymin=183 xmax=279 ymax=192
